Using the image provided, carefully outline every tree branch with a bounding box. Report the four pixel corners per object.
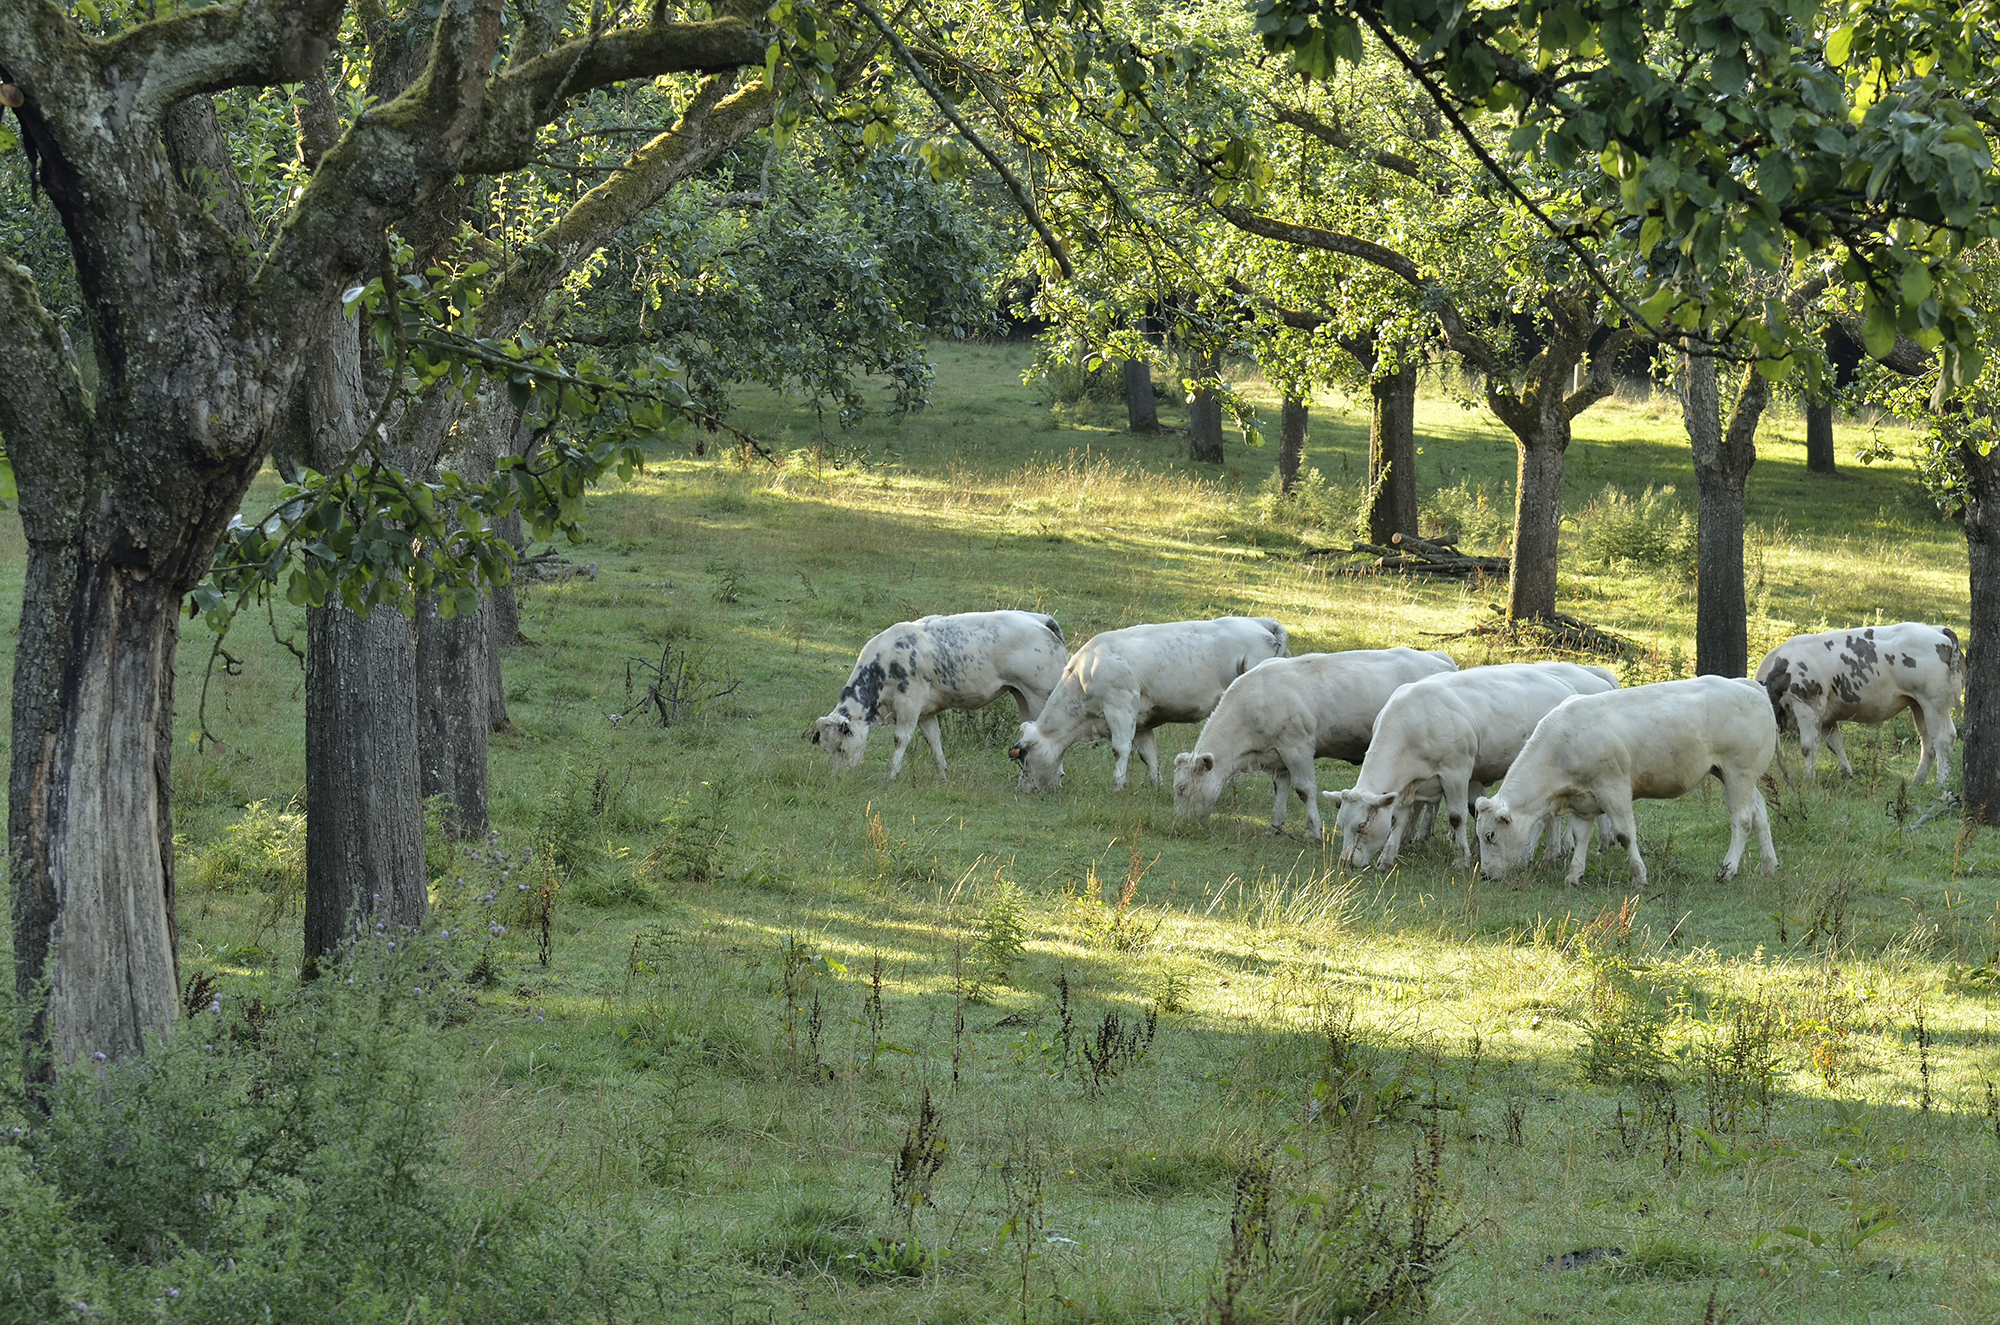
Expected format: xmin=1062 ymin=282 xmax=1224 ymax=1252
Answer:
xmin=1211 ymin=202 xmax=1499 ymax=373
xmin=1266 ymin=103 xmax=1424 ymax=181
xmin=849 ymin=0 xmax=1075 ymax=281
xmin=481 ymin=77 xmax=774 ymax=334
xmin=96 ymin=0 xmax=345 ymax=123
xmin=0 ymin=257 xmax=90 ymax=542
xmin=461 ymin=19 xmax=768 ymax=174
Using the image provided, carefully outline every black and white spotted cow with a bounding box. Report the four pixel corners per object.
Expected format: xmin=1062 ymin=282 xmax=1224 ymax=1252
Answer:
xmin=812 ymin=611 xmax=1068 ymax=779
xmin=1754 ymin=622 xmax=1964 ymax=789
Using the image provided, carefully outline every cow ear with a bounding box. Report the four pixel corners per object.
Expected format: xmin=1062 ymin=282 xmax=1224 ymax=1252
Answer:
xmin=1196 ymin=753 xmax=1214 ymax=772
xmin=1008 ymin=743 xmax=1027 ymax=762
xmin=1173 ymin=752 xmax=1191 ymax=768
xmin=1473 ymin=795 xmax=1492 ymax=812
xmin=839 ymin=719 xmax=852 ymax=735
xmin=809 ymin=727 xmax=822 ymax=744
xmin=1497 ymin=812 xmax=1512 ymax=826
xmin=1370 ymin=792 xmax=1397 ymax=810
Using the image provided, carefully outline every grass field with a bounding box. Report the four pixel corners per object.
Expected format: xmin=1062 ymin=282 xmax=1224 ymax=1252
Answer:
xmin=6 ymin=341 xmax=1999 ymax=1322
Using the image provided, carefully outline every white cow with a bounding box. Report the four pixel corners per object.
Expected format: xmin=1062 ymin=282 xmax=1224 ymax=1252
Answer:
xmin=812 ymin=611 xmax=1067 ymax=779
xmin=1754 ymin=622 xmax=1963 ymax=789
xmin=1326 ymin=662 xmax=1618 ymax=869
xmin=1473 ymin=674 xmax=1779 ymax=888
xmin=1172 ymin=648 xmax=1458 ymax=840
xmin=1009 ymin=617 xmax=1290 ymax=791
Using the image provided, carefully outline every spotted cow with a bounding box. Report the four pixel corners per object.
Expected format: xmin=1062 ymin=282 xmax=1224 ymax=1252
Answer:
xmin=1753 ymin=623 xmax=1963 ymax=789
xmin=812 ymin=611 xmax=1068 ymax=779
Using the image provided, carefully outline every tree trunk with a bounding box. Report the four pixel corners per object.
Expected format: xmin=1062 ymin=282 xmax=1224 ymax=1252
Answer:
xmin=1684 ymin=354 xmax=1767 ymax=678
xmin=299 ymin=308 xmax=430 ymax=971
xmin=1367 ymin=365 xmax=1419 ymax=543
xmin=1123 ymin=359 xmax=1160 ymax=434
xmin=416 ymin=595 xmax=489 ymax=835
xmin=1805 ymin=398 xmax=1836 ymax=473
xmin=304 ymin=606 xmax=426 ymax=972
xmin=11 ymin=549 xmax=183 ymax=1082
xmin=1960 ymin=441 xmax=2000 ymax=817
xmin=1509 ymin=435 xmax=1566 ymax=620
xmin=1187 ymin=348 xmax=1226 ymax=464
xmin=1279 ymin=396 xmax=1308 ymax=493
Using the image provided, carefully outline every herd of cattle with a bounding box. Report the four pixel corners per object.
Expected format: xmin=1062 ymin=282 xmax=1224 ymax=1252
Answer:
xmin=809 ymin=610 xmax=1965 ymax=885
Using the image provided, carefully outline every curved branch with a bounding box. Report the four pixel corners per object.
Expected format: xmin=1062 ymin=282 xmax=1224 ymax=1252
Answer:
xmin=1210 ymin=202 xmax=1500 ymax=373
xmin=97 ymin=0 xmax=345 ymax=122
xmin=461 ymin=19 xmax=768 ymax=174
xmin=481 ymin=77 xmax=774 ymax=334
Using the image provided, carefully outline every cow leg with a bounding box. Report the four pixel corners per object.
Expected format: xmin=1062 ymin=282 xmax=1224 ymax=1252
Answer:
xmin=1268 ymin=770 xmax=1293 ymax=830
xmin=1440 ymin=766 xmax=1476 ymax=867
xmin=1752 ymin=788 xmax=1778 ymax=875
xmin=1283 ymin=748 xmax=1324 ymax=839
xmin=886 ymin=719 xmax=918 ymax=780
xmin=1594 ymin=790 xmax=1645 ymax=888
xmin=1791 ymin=704 xmax=1824 ymax=780
xmin=1822 ymin=722 xmax=1855 ymax=779
xmin=920 ymin=713 xmax=948 ymax=780
xmin=1409 ymin=800 xmax=1436 ymax=843
xmin=1908 ymin=698 xmax=1954 ymax=790
xmin=1106 ymin=710 xmax=1138 ymax=789
xmin=1133 ymin=726 xmax=1163 ymax=786
xmin=1564 ymin=814 xmax=1594 ymax=884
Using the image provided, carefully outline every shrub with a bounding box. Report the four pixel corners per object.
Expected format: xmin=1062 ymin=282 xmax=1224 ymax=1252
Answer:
xmin=1420 ymin=478 xmax=1514 ymax=550
xmin=0 ymin=940 xmax=654 ymax=1323
xmin=639 ymin=779 xmax=732 ymax=887
xmin=186 ymin=800 xmax=305 ymax=902
xmin=1570 ymin=484 xmax=1698 ymax=574
xmin=1255 ymin=467 xmax=1360 ymax=542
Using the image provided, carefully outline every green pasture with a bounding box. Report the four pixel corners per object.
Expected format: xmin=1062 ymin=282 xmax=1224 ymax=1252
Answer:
xmin=7 ymin=342 xmax=1999 ymax=1322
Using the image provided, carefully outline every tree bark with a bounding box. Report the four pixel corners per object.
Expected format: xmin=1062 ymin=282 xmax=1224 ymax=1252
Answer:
xmin=416 ymin=596 xmax=490 ymax=835
xmin=304 ymin=606 xmax=426 ymax=971
xmin=1805 ymin=397 xmax=1836 ymax=473
xmin=1479 ymin=292 xmax=1622 ymax=621
xmin=299 ymin=305 xmax=431 ymax=970
xmin=1279 ymin=396 xmax=1308 ymax=493
xmin=1123 ymin=358 xmax=1160 ymax=434
xmin=1961 ymin=441 xmax=2000 ymax=817
xmin=11 ymin=549 xmax=184 ymax=1082
xmin=1188 ymin=347 xmax=1225 ymax=464
xmin=1684 ymin=354 xmax=1770 ymax=678
xmin=1367 ymin=365 xmax=1419 ymax=543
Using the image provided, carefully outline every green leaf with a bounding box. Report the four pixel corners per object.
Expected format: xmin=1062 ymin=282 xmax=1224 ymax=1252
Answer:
xmin=1826 ymin=24 xmax=1855 ymax=67
xmin=1862 ymin=297 xmax=1897 ymax=359
xmin=1899 ymin=262 xmax=1933 ymax=306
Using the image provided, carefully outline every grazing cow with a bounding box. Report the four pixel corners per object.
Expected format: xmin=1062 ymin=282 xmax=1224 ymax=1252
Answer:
xmin=1326 ymin=662 xmax=1618 ymax=869
xmin=1009 ymin=617 xmax=1290 ymax=791
xmin=1173 ymin=648 xmax=1458 ymax=840
xmin=812 ymin=611 xmax=1067 ymax=779
xmin=1754 ymin=622 xmax=1963 ymax=789
xmin=1473 ymin=675 xmax=1779 ymax=888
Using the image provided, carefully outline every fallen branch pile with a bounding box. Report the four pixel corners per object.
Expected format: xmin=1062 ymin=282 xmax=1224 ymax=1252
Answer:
xmin=1295 ymin=531 xmax=1510 ymax=579
xmin=1440 ymin=604 xmax=1638 ymax=658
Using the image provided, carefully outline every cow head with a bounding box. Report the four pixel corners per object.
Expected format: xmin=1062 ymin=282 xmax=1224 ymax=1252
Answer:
xmin=811 ymin=711 xmax=869 ymax=771
xmin=1474 ymin=795 xmax=1541 ymax=881
xmin=1009 ymin=722 xmax=1063 ymax=790
xmin=1171 ymin=751 xmax=1225 ymax=821
xmin=1328 ymin=789 xmax=1400 ymax=868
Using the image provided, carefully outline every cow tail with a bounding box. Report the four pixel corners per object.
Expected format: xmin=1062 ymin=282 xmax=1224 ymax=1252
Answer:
xmin=1762 ymin=671 xmax=1790 ymax=732
xmin=1945 ymin=626 xmax=1965 ymax=676
xmin=1041 ymin=614 xmax=1065 ymax=644
xmin=1266 ymin=620 xmax=1292 ymax=657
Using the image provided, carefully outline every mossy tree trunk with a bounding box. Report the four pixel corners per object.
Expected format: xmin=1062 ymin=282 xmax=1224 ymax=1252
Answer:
xmin=1366 ymin=363 xmax=1419 ymax=543
xmin=1279 ymin=396 xmax=1308 ymax=492
xmin=1961 ymin=441 xmax=2000 ymax=816
xmin=1188 ymin=346 xmax=1226 ymax=463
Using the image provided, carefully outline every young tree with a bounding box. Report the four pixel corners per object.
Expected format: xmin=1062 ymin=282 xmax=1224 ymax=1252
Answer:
xmin=0 ymin=0 xmax=767 ymax=1075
